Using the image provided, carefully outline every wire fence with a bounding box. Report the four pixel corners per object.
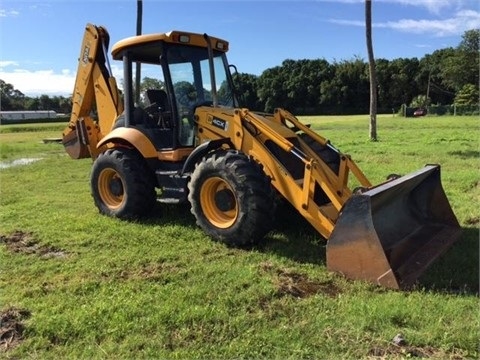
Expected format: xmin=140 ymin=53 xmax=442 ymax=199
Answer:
xmin=400 ymin=104 xmax=479 ymax=117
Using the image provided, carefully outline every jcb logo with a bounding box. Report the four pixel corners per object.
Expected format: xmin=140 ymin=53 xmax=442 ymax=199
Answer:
xmin=208 ymin=116 xmax=228 ymax=131
xmin=82 ymin=45 xmax=90 ymax=65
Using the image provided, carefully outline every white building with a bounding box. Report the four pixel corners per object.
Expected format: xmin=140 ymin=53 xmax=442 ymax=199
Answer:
xmin=0 ymin=110 xmax=57 ymax=121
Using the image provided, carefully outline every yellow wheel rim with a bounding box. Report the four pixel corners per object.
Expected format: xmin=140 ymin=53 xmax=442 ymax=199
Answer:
xmin=200 ymin=177 xmax=238 ymax=229
xmin=98 ymin=168 xmax=125 ymax=210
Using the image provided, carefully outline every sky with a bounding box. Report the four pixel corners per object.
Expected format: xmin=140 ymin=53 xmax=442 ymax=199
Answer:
xmin=1 ymin=0 xmax=479 ymax=97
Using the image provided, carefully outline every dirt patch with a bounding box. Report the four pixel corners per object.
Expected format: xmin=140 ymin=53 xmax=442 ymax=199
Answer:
xmin=465 ymin=217 xmax=479 ymax=226
xmin=260 ymin=262 xmax=342 ymax=299
xmin=0 ymin=230 xmax=68 ymax=259
xmin=275 ymin=269 xmax=341 ymax=298
xmin=368 ymin=344 xmax=466 ymax=359
xmin=101 ymin=262 xmax=182 ymax=283
xmin=0 ymin=307 xmax=31 ymax=352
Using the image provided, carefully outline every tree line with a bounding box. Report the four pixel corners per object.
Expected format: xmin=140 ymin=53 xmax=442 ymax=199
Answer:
xmin=1 ymin=29 xmax=478 ymax=116
xmin=235 ymin=29 xmax=478 ymax=115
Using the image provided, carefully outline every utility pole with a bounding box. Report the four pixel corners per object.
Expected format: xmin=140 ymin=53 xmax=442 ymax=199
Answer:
xmin=135 ymin=0 xmax=143 ymax=105
xmin=365 ymin=0 xmax=378 ymax=141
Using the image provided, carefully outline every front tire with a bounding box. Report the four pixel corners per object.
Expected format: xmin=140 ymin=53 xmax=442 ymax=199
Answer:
xmin=188 ymin=150 xmax=274 ymax=247
xmin=91 ymin=148 xmax=156 ymax=219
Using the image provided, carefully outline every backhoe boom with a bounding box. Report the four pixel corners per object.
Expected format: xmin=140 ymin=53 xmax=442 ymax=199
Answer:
xmin=62 ymin=23 xmax=123 ymax=159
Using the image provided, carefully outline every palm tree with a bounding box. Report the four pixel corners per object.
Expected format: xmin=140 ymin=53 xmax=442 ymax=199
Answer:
xmin=365 ymin=0 xmax=377 ymax=141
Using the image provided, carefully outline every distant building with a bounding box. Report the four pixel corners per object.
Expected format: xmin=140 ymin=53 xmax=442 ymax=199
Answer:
xmin=0 ymin=110 xmax=57 ymax=123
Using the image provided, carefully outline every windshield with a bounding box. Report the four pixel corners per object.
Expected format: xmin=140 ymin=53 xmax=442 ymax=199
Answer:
xmin=167 ymin=44 xmax=236 ymax=112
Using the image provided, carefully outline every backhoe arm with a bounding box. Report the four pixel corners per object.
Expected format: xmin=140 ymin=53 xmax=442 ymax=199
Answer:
xmin=62 ymin=23 xmax=124 ymax=159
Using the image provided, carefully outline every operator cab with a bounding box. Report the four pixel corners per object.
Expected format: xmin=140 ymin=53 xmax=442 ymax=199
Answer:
xmin=111 ymin=31 xmax=237 ymax=152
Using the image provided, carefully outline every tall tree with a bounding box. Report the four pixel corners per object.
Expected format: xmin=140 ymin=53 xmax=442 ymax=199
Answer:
xmin=233 ymin=73 xmax=263 ymax=110
xmin=441 ymin=29 xmax=479 ymax=92
xmin=320 ymin=58 xmax=369 ymax=114
xmin=365 ymin=0 xmax=377 ymax=141
xmin=0 ymin=79 xmax=25 ymax=110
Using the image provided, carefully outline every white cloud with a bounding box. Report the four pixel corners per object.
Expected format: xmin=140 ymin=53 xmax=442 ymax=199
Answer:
xmin=0 ymin=8 xmax=19 ymax=17
xmin=329 ymin=9 xmax=480 ymax=36
xmin=0 ymin=68 xmax=75 ymax=96
xmin=380 ymin=0 xmax=453 ymax=14
xmin=414 ymin=44 xmax=432 ymax=49
xmin=317 ymin=0 xmax=466 ymax=14
xmin=0 ymin=61 xmax=19 ymax=68
xmin=0 ymin=63 xmax=124 ymax=97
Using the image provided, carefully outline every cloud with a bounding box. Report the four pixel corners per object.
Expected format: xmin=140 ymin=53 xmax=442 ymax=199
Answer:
xmin=414 ymin=44 xmax=433 ymax=49
xmin=0 ymin=68 xmax=75 ymax=96
xmin=0 ymin=8 xmax=19 ymax=17
xmin=329 ymin=9 xmax=480 ymax=36
xmin=317 ymin=0 xmax=466 ymax=14
xmin=0 ymin=61 xmax=19 ymax=68
xmin=379 ymin=0 xmax=453 ymax=14
xmin=0 ymin=63 xmax=124 ymax=97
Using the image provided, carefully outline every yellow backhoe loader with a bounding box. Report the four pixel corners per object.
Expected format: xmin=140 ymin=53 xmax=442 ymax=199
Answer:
xmin=63 ymin=24 xmax=461 ymax=289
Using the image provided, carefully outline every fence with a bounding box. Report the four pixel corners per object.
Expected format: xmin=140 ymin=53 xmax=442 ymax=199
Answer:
xmin=400 ymin=104 xmax=479 ymax=117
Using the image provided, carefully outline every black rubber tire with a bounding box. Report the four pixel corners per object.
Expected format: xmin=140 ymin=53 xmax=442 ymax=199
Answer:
xmin=188 ymin=150 xmax=274 ymax=247
xmin=91 ymin=148 xmax=156 ymax=219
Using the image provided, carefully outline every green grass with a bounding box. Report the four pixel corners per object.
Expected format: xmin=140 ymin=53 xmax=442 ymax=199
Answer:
xmin=1 ymin=115 xmax=478 ymax=359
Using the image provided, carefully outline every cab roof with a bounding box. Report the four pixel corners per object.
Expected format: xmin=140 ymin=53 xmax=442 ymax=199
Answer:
xmin=111 ymin=30 xmax=229 ymax=61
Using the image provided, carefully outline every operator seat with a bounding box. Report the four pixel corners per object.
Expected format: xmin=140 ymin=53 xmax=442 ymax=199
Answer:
xmin=146 ymin=89 xmax=168 ymax=109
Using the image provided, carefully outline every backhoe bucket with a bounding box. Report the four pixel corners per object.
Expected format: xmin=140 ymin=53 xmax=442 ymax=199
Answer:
xmin=326 ymin=165 xmax=461 ymax=289
xmin=62 ymin=126 xmax=90 ymax=159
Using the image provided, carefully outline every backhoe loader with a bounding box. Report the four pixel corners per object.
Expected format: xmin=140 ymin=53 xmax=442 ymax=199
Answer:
xmin=63 ymin=23 xmax=461 ymax=289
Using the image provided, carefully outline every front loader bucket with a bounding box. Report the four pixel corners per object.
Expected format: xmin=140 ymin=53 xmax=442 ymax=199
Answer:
xmin=326 ymin=165 xmax=461 ymax=289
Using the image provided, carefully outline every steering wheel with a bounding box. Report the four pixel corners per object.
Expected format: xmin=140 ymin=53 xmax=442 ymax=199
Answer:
xmin=144 ymin=102 xmax=159 ymax=116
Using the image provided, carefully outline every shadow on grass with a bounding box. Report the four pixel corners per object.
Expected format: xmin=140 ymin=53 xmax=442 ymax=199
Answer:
xmin=447 ymin=150 xmax=480 ymax=160
xmin=257 ymin=203 xmax=327 ymax=266
xmin=140 ymin=202 xmax=198 ymax=228
xmin=417 ymin=227 xmax=479 ymax=295
xmin=258 ymin=204 xmax=479 ymax=295
xmin=139 ymin=201 xmax=477 ymax=295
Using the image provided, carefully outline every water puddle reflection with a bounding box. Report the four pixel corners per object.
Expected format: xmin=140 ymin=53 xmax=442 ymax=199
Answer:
xmin=0 ymin=158 xmax=43 ymax=170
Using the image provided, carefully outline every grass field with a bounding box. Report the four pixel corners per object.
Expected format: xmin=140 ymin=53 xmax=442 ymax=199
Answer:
xmin=0 ymin=115 xmax=478 ymax=359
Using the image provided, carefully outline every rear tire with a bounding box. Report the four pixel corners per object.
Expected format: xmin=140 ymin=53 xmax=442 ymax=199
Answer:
xmin=188 ymin=150 xmax=274 ymax=247
xmin=91 ymin=148 xmax=156 ymax=219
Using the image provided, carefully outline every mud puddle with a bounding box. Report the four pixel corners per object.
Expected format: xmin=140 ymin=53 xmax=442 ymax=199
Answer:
xmin=0 ymin=230 xmax=69 ymax=259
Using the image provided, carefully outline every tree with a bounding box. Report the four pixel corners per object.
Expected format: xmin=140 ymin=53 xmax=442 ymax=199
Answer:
xmin=454 ymin=84 xmax=479 ymax=106
xmin=257 ymin=65 xmax=288 ymax=113
xmin=365 ymin=0 xmax=377 ymax=141
xmin=441 ymin=29 xmax=480 ymax=92
xmin=0 ymin=79 xmax=25 ymax=110
xmin=419 ymin=49 xmax=455 ymax=105
xmin=173 ymin=81 xmax=197 ymax=107
xmin=409 ymin=95 xmax=430 ymax=108
xmin=140 ymin=77 xmax=164 ymax=92
xmin=389 ymin=57 xmax=421 ymax=106
xmin=233 ymin=73 xmax=263 ymax=110
xmin=320 ymin=58 xmax=369 ymax=114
